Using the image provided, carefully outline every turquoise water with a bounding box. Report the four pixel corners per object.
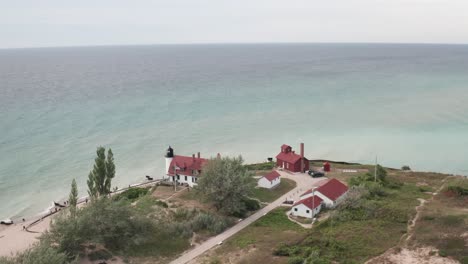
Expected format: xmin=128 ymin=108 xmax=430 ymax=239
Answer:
xmin=1 ymin=43 xmax=468 ymax=219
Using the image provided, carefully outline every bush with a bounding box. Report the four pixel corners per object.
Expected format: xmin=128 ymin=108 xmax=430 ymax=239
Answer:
xmin=88 ymin=249 xmax=112 ymax=261
xmin=0 ymin=242 xmax=70 ymax=264
xmin=274 ymin=243 xmax=292 ymax=256
xmin=243 ymin=198 xmax=260 ymax=211
xmin=42 ymin=198 xmax=157 ymax=257
xmin=114 ymin=187 xmax=149 ymax=201
xmin=401 ymin=165 xmax=411 ymax=171
xmin=439 ymin=249 xmax=448 ymax=257
xmin=288 ymin=256 xmax=305 ymax=264
xmin=447 ymin=185 xmax=468 ymax=196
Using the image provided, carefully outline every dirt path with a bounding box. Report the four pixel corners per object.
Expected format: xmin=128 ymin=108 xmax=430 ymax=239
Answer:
xmin=402 ymin=177 xmax=448 ymax=246
xmin=366 ymin=177 xmax=452 ymax=264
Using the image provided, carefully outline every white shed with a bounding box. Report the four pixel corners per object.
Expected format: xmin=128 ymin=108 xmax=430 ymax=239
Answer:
xmin=258 ymin=170 xmax=281 ymax=189
xmin=290 ymin=195 xmax=323 ymax=218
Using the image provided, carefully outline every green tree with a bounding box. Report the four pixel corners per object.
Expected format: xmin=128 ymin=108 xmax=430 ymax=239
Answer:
xmin=105 ymin=149 xmax=115 ymax=194
xmin=69 ymin=179 xmax=78 ymax=218
xmin=376 ymin=164 xmax=387 ymax=182
xmin=196 ymin=156 xmax=255 ymax=215
xmin=87 ymin=147 xmax=115 ymax=199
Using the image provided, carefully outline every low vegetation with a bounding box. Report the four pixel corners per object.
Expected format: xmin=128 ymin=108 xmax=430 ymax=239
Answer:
xmin=252 ymin=178 xmax=296 ymax=203
xmin=410 ymin=177 xmax=468 ymax=263
xmin=245 ymin=161 xmax=276 ymax=171
xmin=276 ymin=168 xmax=443 ymax=263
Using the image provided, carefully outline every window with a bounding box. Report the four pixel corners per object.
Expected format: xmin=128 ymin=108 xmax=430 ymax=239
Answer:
xmin=184 ymin=176 xmax=188 ymax=181
xmin=294 ymin=208 xmax=298 ymax=211
xmin=176 ymin=175 xmax=180 ymax=180
xmin=306 ymin=210 xmax=310 ymax=214
xmin=192 ymin=177 xmax=195 ymax=182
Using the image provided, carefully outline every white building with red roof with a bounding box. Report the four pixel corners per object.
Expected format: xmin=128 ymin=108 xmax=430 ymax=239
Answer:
xmin=301 ymin=178 xmax=349 ymax=208
xmin=165 ymin=146 xmax=208 ymax=187
xmin=291 ymin=195 xmax=323 ymax=218
xmin=258 ymin=170 xmax=281 ymax=189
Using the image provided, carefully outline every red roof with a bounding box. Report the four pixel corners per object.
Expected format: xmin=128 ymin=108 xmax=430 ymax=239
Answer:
xmin=167 ymin=155 xmax=208 ymax=177
xmin=313 ymin=178 xmax=348 ymax=201
xmin=262 ymin=170 xmax=280 ymax=182
xmin=276 ymin=151 xmax=304 ymax=164
xmin=293 ymin=195 xmax=323 ymax=209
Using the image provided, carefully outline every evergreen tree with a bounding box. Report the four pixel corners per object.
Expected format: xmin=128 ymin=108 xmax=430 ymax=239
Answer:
xmin=87 ymin=146 xmax=116 ymax=199
xmin=87 ymin=172 xmax=97 ymax=200
xmin=69 ymin=179 xmax=78 ymax=218
xmin=104 ymin=149 xmax=115 ymax=194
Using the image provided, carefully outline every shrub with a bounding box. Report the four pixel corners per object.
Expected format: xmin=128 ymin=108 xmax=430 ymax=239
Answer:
xmin=274 ymin=243 xmax=292 ymax=256
xmin=42 ymin=198 xmax=157 ymax=257
xmin=447 ymin=186 xmax=468 ymax=196
xmin=0 ymin=241 xmax=70 ymax=264
xmin=114 ymin=187 xmax=149 ymax=201
xmin=88 ymin=249 xmax=112 ymax=261
xmin=288 ymin=256 xmax=305 ymax=264
xmin=401 ymin=165 xmax=411 ymax=171
xmin=243 ymin=198 xmax=261 ymax=211
xmin=439 ymin=249 xmax=448 ymax=257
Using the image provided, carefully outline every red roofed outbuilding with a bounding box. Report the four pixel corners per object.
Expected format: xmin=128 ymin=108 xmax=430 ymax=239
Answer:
xmin=291 ymin=195 xmax=323 ymax=218
xmin=300 ymin=178 xmax=349 ymax=208
xmin=276 ymin=143 xmax=309 ymax=173
xmin=258 ymin=170 xmax=281 ymax=189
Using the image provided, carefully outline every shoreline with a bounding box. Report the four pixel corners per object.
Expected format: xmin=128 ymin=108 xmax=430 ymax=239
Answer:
xmin=0 ymin=178 xmax=164 ymax=257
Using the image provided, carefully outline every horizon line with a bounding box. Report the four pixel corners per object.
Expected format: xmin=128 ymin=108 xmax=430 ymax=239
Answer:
xmin=2 ymin=41 xmax=468 ymax=51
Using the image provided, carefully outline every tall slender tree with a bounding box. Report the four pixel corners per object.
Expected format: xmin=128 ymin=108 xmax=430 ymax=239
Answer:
xmin=69 ymin=179 xmax=78 ymax=218
xmin=87 ymin=146 xmax=116 ymax=199
xmin=104 ymin=149 xmax=115 ymax=194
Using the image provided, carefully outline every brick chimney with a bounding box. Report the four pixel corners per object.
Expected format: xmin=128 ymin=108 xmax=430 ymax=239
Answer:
xmin=197 ymin=152 xmax=200 ymax=158
xmin=192 ymin=154 xmax=195 ymax=160
xmin=300 ymin=143 xmax=305 ymax=172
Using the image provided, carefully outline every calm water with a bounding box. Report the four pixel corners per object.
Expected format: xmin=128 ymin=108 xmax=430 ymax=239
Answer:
xmin=1 ymin=43 xmax=468 ymax=219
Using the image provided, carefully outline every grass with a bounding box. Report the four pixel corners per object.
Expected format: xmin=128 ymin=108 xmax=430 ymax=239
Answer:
xmin=245 ymin=161 xmax=276 ymax=171
xmin=202 ymin=208 xmax=305 ymax=264
xmin=410 ymin=177 xmax=468 ymax=263
xmin=251 ymin=178 xmax=296 ymax=203
xmin=266 ymin=169 xmax=448 ymax=263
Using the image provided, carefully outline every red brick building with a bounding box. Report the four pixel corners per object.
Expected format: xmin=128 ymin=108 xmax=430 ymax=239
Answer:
xmin=275 ymin=143 xmax=309 ymax=173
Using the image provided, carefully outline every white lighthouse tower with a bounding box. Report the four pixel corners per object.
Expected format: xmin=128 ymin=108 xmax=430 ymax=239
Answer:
xmin=165 ymin=146 xmax=174 ymax=175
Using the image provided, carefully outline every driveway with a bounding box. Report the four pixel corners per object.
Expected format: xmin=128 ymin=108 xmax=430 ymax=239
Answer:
xmin=170 ymin=170 xmax=326 ymax=264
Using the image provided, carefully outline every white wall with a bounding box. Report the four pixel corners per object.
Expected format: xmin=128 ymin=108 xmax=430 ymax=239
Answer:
xmin=169 ymin=173 xmax=198 ymax=187
xmin=301 ymin=190 xmax=349 ymax=208
xmin=291 ymin=203 xmax=322 ymax=219
xmin=258 ymin=177 xmax=280 ymax=189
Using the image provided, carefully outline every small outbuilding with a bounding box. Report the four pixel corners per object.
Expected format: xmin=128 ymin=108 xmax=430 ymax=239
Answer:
xmin=291 ymin=195 xmax=323 ymax=219
xmin=301 ymin=178 xmax=349 ymax=208
xmin=258 ymin=170 xmax=281 ymax=189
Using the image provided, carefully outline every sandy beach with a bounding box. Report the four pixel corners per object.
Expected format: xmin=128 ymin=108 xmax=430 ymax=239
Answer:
xmin=0 ymin=217 xmax=51 ymax=257
xmin=0 ymin=179 xmax=161 ymax=257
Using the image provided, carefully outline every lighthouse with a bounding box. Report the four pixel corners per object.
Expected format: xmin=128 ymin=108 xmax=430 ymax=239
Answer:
xmin=165 ymin=146 xmax=174 ymax=174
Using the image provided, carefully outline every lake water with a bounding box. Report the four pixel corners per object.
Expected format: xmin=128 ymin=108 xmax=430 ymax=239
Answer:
xmin=1 ymin=43 xmax=468 ymax=219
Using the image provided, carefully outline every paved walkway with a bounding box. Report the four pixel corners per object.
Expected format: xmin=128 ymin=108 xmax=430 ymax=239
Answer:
xmin=171 ymin=170 xmax=326 ymax=264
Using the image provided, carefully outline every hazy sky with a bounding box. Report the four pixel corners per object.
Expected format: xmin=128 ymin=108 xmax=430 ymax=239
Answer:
xmin=1 ymin=0 xmax=468 ymax=48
